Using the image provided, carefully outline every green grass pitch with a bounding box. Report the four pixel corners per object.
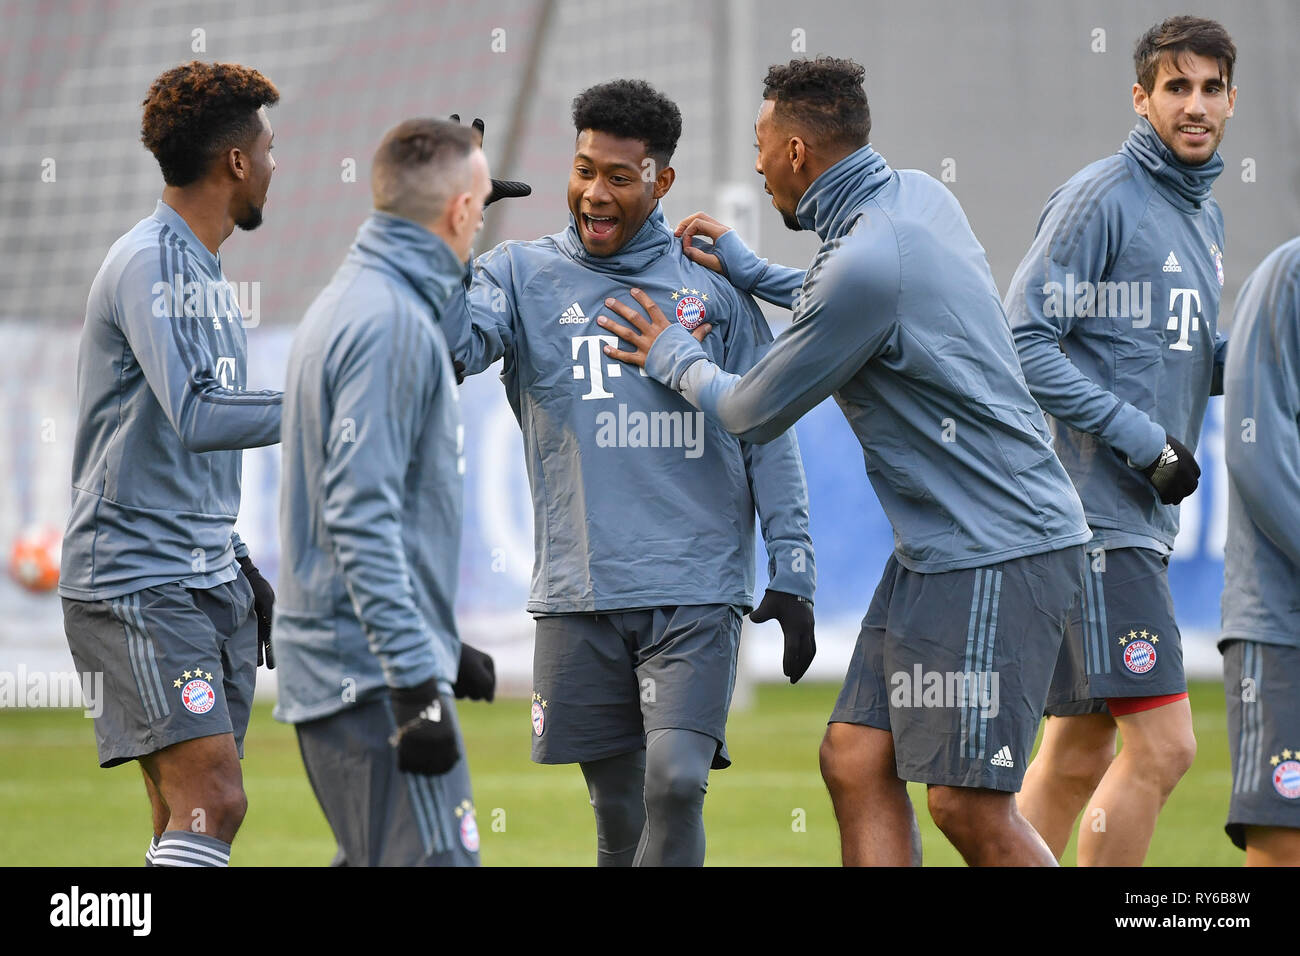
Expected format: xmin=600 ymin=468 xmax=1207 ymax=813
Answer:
xmin=0 ymin=680 xmax=1240 ymax=866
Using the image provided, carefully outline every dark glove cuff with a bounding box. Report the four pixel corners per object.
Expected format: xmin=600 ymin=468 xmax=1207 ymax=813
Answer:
xmin=390 ymin=677 xmax=439 ymax=711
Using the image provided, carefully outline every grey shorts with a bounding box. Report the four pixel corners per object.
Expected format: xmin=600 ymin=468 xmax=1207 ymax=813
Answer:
xmin=295 ymin=694 xmax=480 ymax=867
xmin=1222 ymin=639 xmax=1300 ymax=849
xmin=829 ymin=546 xmax=1085 ymax=791
xmin=62 ymin=577 xmax=257 ymax=768
xmin=530 ymin=604 xmax=742 ymax=770
xmin=1044 ymin=547 xmax=1186 ymax=716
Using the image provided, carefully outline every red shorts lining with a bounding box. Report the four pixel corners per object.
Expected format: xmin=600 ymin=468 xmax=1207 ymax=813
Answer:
xmin=1107 ymin=691 xmax=1189 ymax=716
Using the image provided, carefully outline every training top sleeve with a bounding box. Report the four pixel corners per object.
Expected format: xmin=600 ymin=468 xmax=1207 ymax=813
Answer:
xmin=1005 ymin=187 xmax=1167 ymax=469
xmin=320 ymin=300 xmax=445 ymax=688
xmin=442 ymin=244 xmax=517 ymax=376
xmin=230 ymin=532 xmax=249 ymax=560
xmin=115 ymin=248 xmax=281 ymax=452
xmin=719 ymin=288 xmax=817 ymax=600
xmin=712 ymin=229 xmax=807 ymax=310
xmin=1225 ymin=276 xmax=1300 ymax=569
xmin=647 ymin=239 xmax=899 ymax=444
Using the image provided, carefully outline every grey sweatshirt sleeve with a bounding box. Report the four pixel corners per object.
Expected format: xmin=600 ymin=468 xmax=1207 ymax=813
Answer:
xmin=230 ymin=532 xmax=249 ymax=560
xmin=721 ymin=289 xmax=817 ymax=600
xmin=115 ymin=248 xmax=281 ymax=452
xmin=646 ymin=241 xmax=898 ymax=444
xmin=441 ymin=245 xmax=516 ymax=376
xmin=320 ymin=305 xmax=444 ymax=689
xmin=1225 ymin=282 xmax=1300 ymax=568
xmin=712 ymin=229 xmax=807 ymax=310
xmin=1005 ymin=193 xmax=1167 ymax=469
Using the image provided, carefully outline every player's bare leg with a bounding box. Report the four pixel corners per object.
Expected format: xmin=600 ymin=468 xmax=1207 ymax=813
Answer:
xmin=138 ymin=732 xmax=247 ymax=843
xmin=927 ymin=785 xmax=1057 ymax=866
xmin=1243 ymin=827 xmax=1300 ymax=867
xmin=1017 ymin=713 xmax=1117 ymax=858
xmin=141 ymin=763 xmax=169 ymax=838
xmin=1077 ymin=697 xmax=1196 ymax=866
xmin=820 ymin=722 xmax=921 ymax=866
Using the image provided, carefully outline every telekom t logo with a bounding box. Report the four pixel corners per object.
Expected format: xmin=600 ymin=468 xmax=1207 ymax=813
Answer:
xmin=571 ymin=334 xmax=623 ymax=400
xmin=1166 ymin=288 xmax=1201 ymax=352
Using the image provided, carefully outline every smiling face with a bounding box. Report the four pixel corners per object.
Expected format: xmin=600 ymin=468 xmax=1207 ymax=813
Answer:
xmin=233 ymin=106 xmax=276 ymax=231
xmin=1133 ymin=51 xmax=1235 ymax=166
xmin=568 ymin=129 xmax=672 ymax=256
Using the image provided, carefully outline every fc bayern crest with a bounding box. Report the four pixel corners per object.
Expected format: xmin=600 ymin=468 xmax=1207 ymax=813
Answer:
xmin=1123 ymin=639 xmax=1157 ymax=674
xmin=182 ymin=678 xmax=215 ymax=714
xmin=676 ymin=295 xmax=706 ymax=330
xmin=1274 ymin=760 xmax=1300 ymax=799
xmin=460 ymin=808 xmax=480 ymax=852
xmin=531 ymin=699 xmax=545 ymax=737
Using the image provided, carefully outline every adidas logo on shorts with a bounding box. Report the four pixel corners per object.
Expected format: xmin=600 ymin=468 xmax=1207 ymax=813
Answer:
xmin=989 ymin=745 xmax=1014 ymax=768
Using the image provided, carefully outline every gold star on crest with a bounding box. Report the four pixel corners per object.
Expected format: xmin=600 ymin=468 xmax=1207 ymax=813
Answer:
xmin=173 ymin=679 xmax=182 ymax=688
xmin=701 ymin=293 xmax=709 ymax=302
xmin=1139 ymin=629 xmax=1150 ymax=639
xmin=205 ymin=671 xmax=214 ymax=681
xmin=1284 ymin=749 xmax=1294 ymax=760
xmin=1118 ymin=633 xmax=1130 ymax=646
xmin=182 ymin=670 xmax=192 ymax=679
xmin=532 ymin=692 xmax=548 ymax=708
xmin=689 ymin=288 xmax=700 ymax=296
xmin=454 ymin=798 xmax=474 ymax=818
xmin=1271 ymin=754 xmax=1282 ymax=766
xmin=679 ymin=287 xmax=689 ymax=296
xmin=670 ymin=291 xmax=680 ymax=300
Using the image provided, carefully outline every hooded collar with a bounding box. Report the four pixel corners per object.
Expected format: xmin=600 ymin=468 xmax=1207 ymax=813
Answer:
xmin=351 ymin=211 xmax=465 ymax=312
xmin=1119 ymin=118 xmax=1223 ymax=209
xmin=555 ymin=203 xmax=675 ymax=275
xmin=795 ymin=144 xmax=892 ymax=241
xmin=152 ymin=199 xmax=222 ymax=276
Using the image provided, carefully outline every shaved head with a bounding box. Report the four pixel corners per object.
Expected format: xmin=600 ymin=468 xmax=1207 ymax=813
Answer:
xmin=371 ymin=118 xmax=478 ymax=224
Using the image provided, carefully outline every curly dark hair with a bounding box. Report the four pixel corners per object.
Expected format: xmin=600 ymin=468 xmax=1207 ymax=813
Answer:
xmin=762 ymin=56 xmax=870 ymax=151
xmin=571 ymin=79 xmax=682 ymax=165
xmin=1134 ymin=17 xmax=1236 ymax=94
xmin=141 ymin=61 xmax=279 ymax=187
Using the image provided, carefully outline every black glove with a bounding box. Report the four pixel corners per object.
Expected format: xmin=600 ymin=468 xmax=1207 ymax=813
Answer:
xmin=453 ymin=359 xmax=466 ymax=385
xmin=1139 ymin=434 xmax=1201 ymax=505
xmin=751 ymin=589 xmax=816 ymax=684
xmin=453 ymin=643 xmax=496 ymax=702
xmin=237 ymin=554 xmax=275 ymax=669
xmin=449 ymin=114 xmax=532 ymax=206
xmin=389 ymin=678 xmax=459 ymax=775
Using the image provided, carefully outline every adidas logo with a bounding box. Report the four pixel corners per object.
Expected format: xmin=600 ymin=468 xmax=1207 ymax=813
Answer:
xmin=1162 ymin=251 xmax=1182 ymax=273
xmin=558 ymin=302 xmax=588 ymax=324
xmin=989 ymin=745 xmax=1014 ymax=768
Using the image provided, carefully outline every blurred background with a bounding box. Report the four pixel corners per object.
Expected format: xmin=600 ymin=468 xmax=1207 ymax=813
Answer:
xmin=2 ymin=0 xmax=1298 ymax=701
